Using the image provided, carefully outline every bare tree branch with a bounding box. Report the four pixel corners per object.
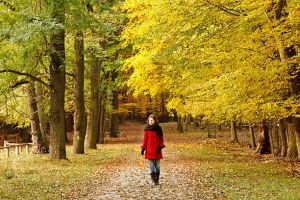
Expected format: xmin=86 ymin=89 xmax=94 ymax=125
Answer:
xmin=0 ymin=69 xmax=50 ymax=88
xmin=10 ymin=80 xmax=30 ymax=89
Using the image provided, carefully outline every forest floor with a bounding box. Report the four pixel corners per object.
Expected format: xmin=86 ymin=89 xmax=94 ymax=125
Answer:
xmin=63 ymin=121 xmax=300 ymax=200
xmin=63 ymin=122 xmax=224 ymax=200
xmin=1 ymin=121 xmax=300 ymax=199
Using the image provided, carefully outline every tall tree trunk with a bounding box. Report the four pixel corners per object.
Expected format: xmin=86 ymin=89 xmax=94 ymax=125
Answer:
xmin=177 ymin=116 xmax=184 ymax=133
xmin=272 ymin=0 xmax=299 ymax=160
xmin=255 ymin=120 xmax=271 ymax=154
xmin=110 ymin=83 xmax=119 ymax=137
xmin=183 ymin=116 xmax=187 ymax=132
xmin=110 ymin=91 xmax=119 ymax=137
xmin=230 ymin=120 xmax=239 ymax=143
xmin=172 ymin=109 xmax=178 ymax=123
xmin=272 ymin=120 xmax=280 ymax=156
xmin=97 ymin=60 xmax=105 ymax=144
xmin=249 ymin=125 xmax=256 ymax=149
xmin=73 ymin=31 xmax=86 ymax=154
xmin=35 ymin=83 xmax=49 ymax=152
xmin=85 ymin=112 xmax=91 ymax=144
xmin=287 ymin=40 xmax=300 ymax=160
xmin=85 ymin=54 xmax=100 ymax=149
xmin=269 ymin=122 xmax=275 ymax=155
xmin=160 ymin=93 xmax=169 ymax=122
xmin=184 ymin=115 xmax=192 ymax=132
xmin=193 ymin=117 xmax=199 ymax=128
xmin=27 ymin=82 xmax=49 ymax=154
xmin=49 ymin=0 xmax=66 ymax=159
xmin=106 ymin=113 xmax=111 ymax=132
xmin=65 ymin=131 xmax=69 ymax=144
xmin=279 ymin=119 xmax=288 ymax=157
xmin=207 ymin=121 xmax=213 ymax=138
xmin=293 ymin=118 xmax=300 ymax=160
xmin=98 ymin=100 xmax=105 ymax=144
xmin=286 ymin=119 xmax=298 ymax=161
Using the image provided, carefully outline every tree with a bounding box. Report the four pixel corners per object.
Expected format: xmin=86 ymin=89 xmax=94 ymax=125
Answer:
xmin=249 ymin=125 xmax=256 ymax=150
xmin=255 ymin=121 xmax=271 ymax=154
xmin=121 ymin=0 xmax=299 ymax=159
xmin=27 ymin=82 xmax=49 ymax=153
xmin=85 ymin=51 xmax=100 ymax=149
xmin=72 ymin=31 xmax=86 ymax=154
xmin=230 ymin=121 xmax=239 ymax=143
xmin=0 ymin=0 xmax=127 ymax=158
xmin=279 ymin=119 xmax=288 ymax=157
xmin=48 ymin=0 xmax=67 ymax=159
xmin=35 ymin=83 xmax=49 ymax=152
xmin=110 ymin=71 xmax=119 ymax=137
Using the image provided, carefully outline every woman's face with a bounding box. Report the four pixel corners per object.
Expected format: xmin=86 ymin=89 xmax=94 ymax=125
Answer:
xmin=148 ymin=117 xmax=155 ymax=125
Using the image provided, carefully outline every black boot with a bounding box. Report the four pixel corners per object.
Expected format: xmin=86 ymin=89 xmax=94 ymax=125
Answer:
xmin=150 ymin=173 xmax=157 ymax=185
xmin=155 ymin=172 xmax=160 ymax=185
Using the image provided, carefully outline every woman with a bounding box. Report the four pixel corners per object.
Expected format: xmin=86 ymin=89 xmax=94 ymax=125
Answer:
xmin=141 ymin=114 xmax=165 ymax=185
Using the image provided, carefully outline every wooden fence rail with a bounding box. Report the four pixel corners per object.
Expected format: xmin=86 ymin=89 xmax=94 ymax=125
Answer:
xmin=0 ymin=141 xmax=33 ymax=158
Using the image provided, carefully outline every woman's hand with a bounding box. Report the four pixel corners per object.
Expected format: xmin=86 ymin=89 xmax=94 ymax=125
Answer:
xmin=141 ymin=148 xmax=146 ymax=156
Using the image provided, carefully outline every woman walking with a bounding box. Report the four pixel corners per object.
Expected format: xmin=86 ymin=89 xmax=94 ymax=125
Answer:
xmin=141 ymin=114 xmax=165 ymax=185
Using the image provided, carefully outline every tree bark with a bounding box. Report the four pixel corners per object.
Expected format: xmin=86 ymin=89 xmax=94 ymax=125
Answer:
xmin=207 ymin=121 xmax=213 ymax=138
xmin=272 ymin=0 xmax=299 ymax=160
xmin=269 ymin=122 xmax=275 ymax=155
xmin=106 ymin=113 xmax=111 ymax=132
xmin=284 ymin=43 xmax=300 ymax=161
xmin=255 ymin=120 xmax=271 ymax=154
xmin=249 ymin=125 xmax=256 ymax=149
xmin=110 ymin=71 xmax=119 ymax=138
xmin=177 ymin=116 xmax=184 ymax=133
xmin=27 ymin=82 xmax=49 ymax=154
xmin=98 ymin=100 xmax=105 ymax=144
xmin=35 ymin=82 xmax=49 ymax=151
xmin=193 ymin=117 xmax=200 ymax=128
xmin=184 ymin=115 xmax=192 ymax=132
xmin=85 ymin=54 xmax=100 ymax=149
xmin=286 ymin=119 xmax=298 ymax=161
xmin=73 ymin=31 xmax=86 ymax=154
xmin=279 ymin=119 xmax=288 ymax=157
xmin=65 ymin=130 xmax=69 ymax=144
xmin=49 ymin=0 xmax=66 ymax=159
xmin=160 ymin=93 xmax=168 ymax=122
xmin=85 ymin=112 xmax=91 ymax=145
xmin=230 ymin=120 xmax=239 ymax=143
xmin=272 ymin=120 xmax=280 ymax=156
xmin=286 ymin=36 xmax=300 ymax=160
xmin=293 ymin=118 xmax=300 ymax=160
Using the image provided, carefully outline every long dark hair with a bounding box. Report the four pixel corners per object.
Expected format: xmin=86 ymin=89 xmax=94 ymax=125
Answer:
xmin=147 ymin=114 xmax=159 ymax=125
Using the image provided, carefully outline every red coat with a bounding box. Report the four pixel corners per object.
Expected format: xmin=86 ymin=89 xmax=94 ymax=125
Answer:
xmin=141 ymin=130 xmax=165 ymax=160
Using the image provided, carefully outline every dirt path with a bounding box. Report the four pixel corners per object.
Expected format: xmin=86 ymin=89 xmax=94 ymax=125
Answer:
xmin=64 ymin=122 xmax=225 ymax=200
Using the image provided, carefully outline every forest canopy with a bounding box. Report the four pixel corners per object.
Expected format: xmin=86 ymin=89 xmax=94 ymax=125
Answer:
xmin=122 ymin=0 xmax=300 ymax=124
xmin=0 ymin=0 xmax=300 ymax=160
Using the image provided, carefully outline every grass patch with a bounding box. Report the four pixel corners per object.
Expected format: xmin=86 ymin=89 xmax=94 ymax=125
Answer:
xmin=174 ymin=135 xmax=300 ymax=200
xmin=0 ymin=144 xmax=130 ymax=200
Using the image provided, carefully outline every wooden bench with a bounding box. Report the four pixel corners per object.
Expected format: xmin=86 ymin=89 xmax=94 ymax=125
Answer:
xmin=1 ymin=141 xmax=33 ymax=157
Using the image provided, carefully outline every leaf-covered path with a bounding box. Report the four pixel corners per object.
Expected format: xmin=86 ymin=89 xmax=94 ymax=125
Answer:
xmin=64 ymin=122 xmax=225 ymax=200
